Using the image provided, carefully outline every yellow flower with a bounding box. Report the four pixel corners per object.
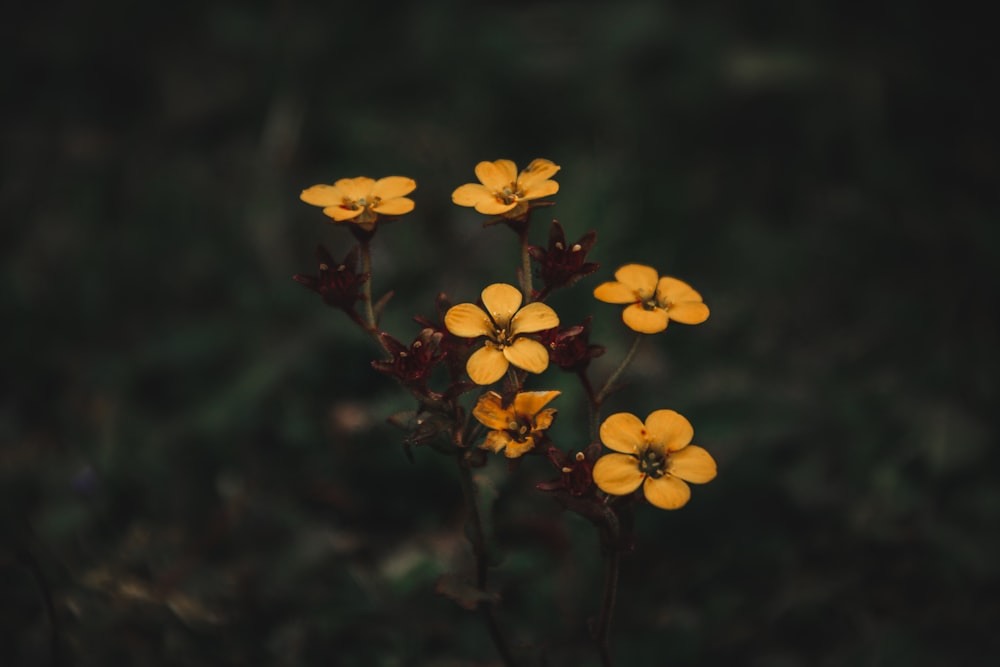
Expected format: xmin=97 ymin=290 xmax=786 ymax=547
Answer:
xmin=592 ymin=410 xmax=716 ymax=510
xmin=593 ymin=264 xmax=709 ymax=334
xmin=444 ymin=283 xmax=559 ymax=385
xmin=300 ymin=176 xmax=416 ymax=229
xmin=451 ymin=158 xmax=560 ymax=216
xmin=472 ymin=390 xmax=560 ymax=458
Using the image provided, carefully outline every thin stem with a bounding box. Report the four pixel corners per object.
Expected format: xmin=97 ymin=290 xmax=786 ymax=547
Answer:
xmin=595 ymin=545 xmax=621 ymax=667
xmin=576 ymin=369 xmax=599 ymax=442
xmin=594 ymin=334 xmax=643 ymax=407
xmin=456 ymin=456 xmax=518 ymax=666
xmin=358 ymin=238 xmax=391 ymax=356
xmin=519 ymin=228 xmax=533 ymax=299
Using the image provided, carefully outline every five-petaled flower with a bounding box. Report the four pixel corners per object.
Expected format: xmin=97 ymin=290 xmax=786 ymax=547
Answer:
xmin=300 ymin=176 xmax=416 ymax=230
xmin=472 ymin=390 xmax=560 ymax=458
xmin=444 ymin=283 xmax=559 ymax=385
xmin=593 ymin=264 xmax=709 ymax=334
xmin=592 ymin=410 xmax=716 ymax=510
xmin=452 ymin=159 xmax=560 ymax=217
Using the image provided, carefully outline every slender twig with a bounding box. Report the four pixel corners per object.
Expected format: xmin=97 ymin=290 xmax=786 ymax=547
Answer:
xmin=594 ymin=334 xmax=643 ymax=406
xmin=358 ymin=237 xmax=392 ymax=356
xmin=456 ymin=456 xmax=518 ymax=666
xmin=595 ymin=545 xmax=621 ymax=667
xmin=518 ymin=228 xmax=533 ymax=299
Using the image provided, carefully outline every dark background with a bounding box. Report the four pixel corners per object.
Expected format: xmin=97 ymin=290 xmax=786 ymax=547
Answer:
xmin=3 ymin=1 xmax=998 ymax=665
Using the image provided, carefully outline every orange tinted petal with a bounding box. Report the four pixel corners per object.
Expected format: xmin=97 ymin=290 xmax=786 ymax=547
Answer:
xmin=472 ymin=391 xmax=513 ymax=430
xmin=533 ymin=407 xmax=558 ymax=431
xmin=466 ymin=345 xmax=509 ymax=385
xmin=371 ymin=176 xmax=416 ymax=199
xmin=656 ymin=276 xmax=702 ymax=304
xmin=668 ymin=445 xmax=717 ymax=483
xmin=643 ymin=475 xmax=691 ymax=509
xmin=334 ymin=177 xmax=375 ymax=200
xmin=452 ymin=183 xmax=492 ymax=207
xmin=517 ymin=158 xmax=560 ymax=188
xmin=622 ymin=303 xmax=669 ymax=334
xmin=300 ymin=184 xmax=346 ymax=207
xmin=322 ymin=206 xmax=362 ymax=221
xmin=481 ymin=283 xmax=522 ymax=326
xmin=510 ymin=301 xmax=559 ymax=334
xmin=667 ymin=302 xmax=710 ymax=325
xmin=504 ymin=436 xmax=536 ymax=458
xmin=520 ymin=178 xmax=559 ymax=201
xmin=512 ymin=390 xmax=560 ymax=418
xmin=592 ymin=453 xmax=644 ymax=495
xmin=444 ymin=304 xmax=492 ymax=338
xmin=593 ymin=281 xmax=638 ymax=304
xmin=644 ymin=410 xmax=694 ymax=452
xmin=475 ymin=197 xmax=517 ymax=215
xmin=599 ymin=412 xmax=646 ymax=454
xmin=475 ymin=160 xmax=517 ymax=190
xmin=372 ymin=197 xmax=415 ymax=216
xmin=614 ymin=264 xmax=659 ymax=295
xmin=482 ymin=430 xmax=513 ymax=454
xmin=503 ymin=337 xmax=549 ymax=374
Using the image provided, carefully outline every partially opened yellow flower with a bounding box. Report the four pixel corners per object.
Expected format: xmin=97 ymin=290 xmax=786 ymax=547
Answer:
xmin=593 ymin=264 xmax=709 ymax=334
xmin=444 ymin=283 xmax=559 ymax=385
xmin=472 ymin=390 xmax=560 ymax=458
xmin=300 ymin=176 xmax=416 ymax=229
xmin=592 ymin=410 xmax=716 ymax=510
xmin=452 ymin=158 xmax=560 ymax=216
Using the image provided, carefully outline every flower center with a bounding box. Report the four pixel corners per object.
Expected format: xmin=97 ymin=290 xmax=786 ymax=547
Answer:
xmin=497 ymin=183 xmax=522 ymax=205
xmin=637 ymin=447 xmax=668 ymax=479
xmin=491 ymin=325 xmax=515 ymax=349
xmin=506 ymin=418 xmax=532 ymax=442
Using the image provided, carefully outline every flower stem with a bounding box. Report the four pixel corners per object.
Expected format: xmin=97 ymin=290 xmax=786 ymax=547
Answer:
xmin=456 ymin=455 xmax=518 ymax=666
xmin=519 ymin=228 xmax=533 ymax=300
xmin=358 ymin=238 xmax=392 ymax=356
xmin=595 ymin=545 xmax=621 ymax=667
xmin=591 ymin=334 xmax=643 ymax=431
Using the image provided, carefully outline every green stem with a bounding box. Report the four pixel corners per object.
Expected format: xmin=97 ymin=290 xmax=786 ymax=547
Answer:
xmin=359 ymin=238 xmax=391 ymax=356
xmin=519 ymin=228 xmax=533 ymax=299
xmin=594 ymin=334 xmax=643 ymax=407
xmin=456 ymin=456 xmax=518 ymax=666
xmin=595 ymin=546 xmax=620 ymax=667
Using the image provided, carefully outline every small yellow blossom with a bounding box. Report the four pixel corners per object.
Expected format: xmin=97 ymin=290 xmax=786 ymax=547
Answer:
xmin=451 ymin=159 xmax=560 ymax=217
xmin=300 ymin=176 xmax=416 ymax=229
xmin=592 ymin=410 xmax=716 ymax=510
xmin=444 ymin=283 xmax=559 ymax=385
xmin=472 ymin=390 xmax=560 ymax=458
xmin=593 ymin=264 xmax=709 ymax=334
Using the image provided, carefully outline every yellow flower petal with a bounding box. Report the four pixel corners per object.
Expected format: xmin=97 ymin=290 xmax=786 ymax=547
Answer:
xmin=334 ymin=177 xmax=376 ymax=200
xmin=480 ymin=283 xmax=523 ymax=327
xmin=593 ymin=453 xmax=645 ymax=495
xmin=622 ymin=303 xmax=669 ymax=334
xmin=504 ymin=436 xmax=536 ymax=458
xmin=521 ymin=179 xmax=559 ymax=201
xmin=614 ymin=264 xmax=659 ymax=295
xmin=503 ymin=337 xmax=549 ymax=374
xmin=599 ymin=412 xmax=647 ymax=454
xmin=372 ymin=197 xmax=415 ymax=216
xmin=466 ymin=345 xmax=509 ymax=385
xmin=472 ymin=391 xmax=513 ymax=430
xmin=444 ymin=304 xmax=493 ymax=338
xmin=323 ymin=206 xmax=362 ymax=221
xmin=643 ymin=475 xmax=691 ymax=510
xmin=512 ymin=390 xmax=560 ymax=418
xmin=644 ymin=410 xmax=694 ymax=451
xmin=667 ymin=302 xmax=710 ymax=325
xmin=475 ymin=160 xmax=517 ymax=190
xmin=510 ymin=301 xmax=559 ymax=335
xmin=593 ymin=281 xmax=638 ymax=304
xmin=656 ymin=276 xmax=702 ymax=304
xmin=517 ymin=159 xmax=560 ymax=188
xmin=452 ymin=183 xmax=492 ymax=207
xmin=533 ymin=407 xmax=558 ymax=431
xmin=482 ymin=430 xmax=513 ymax=453
xmin=300 ymin=184 xmax=346 ymax=207
xmin=668 ymin=445 xmax=717 ymax=484
xmin=371 ymin=176 xmax=416 ymax=200
xmin=475 ymin=198 xmax=517 ymax=215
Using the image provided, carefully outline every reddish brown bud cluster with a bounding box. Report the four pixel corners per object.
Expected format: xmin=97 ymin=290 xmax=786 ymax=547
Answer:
xmin=529 ymin=220 xmax=598 ymax=296
xmin=537 ymin=443 xmax=602 ymax=497
xmin=372 ymin=328 xmax=445 ymax=394
xmin=538 ymin=317 xmax=605 ymax=373
xmin=292 ymin=245 xmax=368 ymax=314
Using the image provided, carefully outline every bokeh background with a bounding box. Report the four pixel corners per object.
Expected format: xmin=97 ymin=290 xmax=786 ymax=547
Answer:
xmin=3 ymin=1 xmax=998 ymax=665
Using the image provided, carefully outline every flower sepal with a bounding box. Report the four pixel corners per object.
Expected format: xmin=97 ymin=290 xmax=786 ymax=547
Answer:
xmin=529 ymin=220 xmax=599 ymax=295
xmin=292 ymin=245 xmax=368 ymax=320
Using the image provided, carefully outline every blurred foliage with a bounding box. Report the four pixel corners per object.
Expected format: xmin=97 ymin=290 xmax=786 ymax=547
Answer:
xmin=2 ymin=0 xmax=998 ymax=665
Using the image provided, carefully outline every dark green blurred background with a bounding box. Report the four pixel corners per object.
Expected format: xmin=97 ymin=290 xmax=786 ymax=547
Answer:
xmin=3 ymin=1 xmax=997 ymax=665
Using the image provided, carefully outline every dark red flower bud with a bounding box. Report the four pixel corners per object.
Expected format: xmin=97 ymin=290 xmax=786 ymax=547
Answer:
xmin=528 ymin=220 xmax=599 ymax=295
xmin=537 ymin=316 xmax=605 ymax=373
xmin=292 ymin=245 xmax=368 ymax=313
xmin=536 ymin=443 xmax=602 ymax=498
xmin=372 ymin=328 xmax=445 ymax=393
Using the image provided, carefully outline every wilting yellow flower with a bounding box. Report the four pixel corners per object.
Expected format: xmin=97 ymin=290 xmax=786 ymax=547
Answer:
xmin=300 ymin=176 xmax=416 ymax=228
xmin=444 ymin=283 xmax=559 ymax=385
xmin=593 ymin=264 xmax=709 ymax=334
xmin=472 ymin=390 xmax=560 ymax=458
xmin=592 ymin=410 xmax=716 ymax=510
xmin=451 ymin=158 xmax=560 ymax=216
